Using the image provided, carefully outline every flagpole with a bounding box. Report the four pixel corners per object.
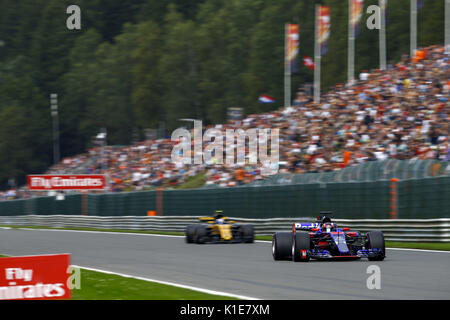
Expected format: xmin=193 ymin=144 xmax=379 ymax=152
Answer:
xmin=348 ymin=0 xmax=355 ymax=84
xmin=314 ymin=5 xmax=321 ymax=104
xmin=284 ymin=23 xmax=291 ymax=108
xmin=379 ymin=0 xmax=387 ymax=70
xmin=446 ymin=0 xmax=450 ymax=53
xmin=410 ymin=0 xmax=417 ymax=58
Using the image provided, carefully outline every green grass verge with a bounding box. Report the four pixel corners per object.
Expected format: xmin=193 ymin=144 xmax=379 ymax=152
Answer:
xmin=0 ymin=225 xmax=183 ymax=236
xmin=382 ymin=241 xmax=450 ymax=251
xmin=2 ymin=225 xmax=449 ymax=251
xmin=0 ymin=254 xmax=236 ymax=300
xmin=174 ymin=172 xmax=206 ymax=189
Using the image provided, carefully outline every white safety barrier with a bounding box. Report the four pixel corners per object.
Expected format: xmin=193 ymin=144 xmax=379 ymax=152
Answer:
xmin=0 ymin=215 xmax=449 ymax=242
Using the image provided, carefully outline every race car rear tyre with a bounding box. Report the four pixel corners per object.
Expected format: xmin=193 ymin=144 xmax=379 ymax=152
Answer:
xmin=292 ymin=232 xmax=311 ymax=262
xmin=194 ymin=225 xmax=209 ymax=244
xmin=366 ymin=231 xmax=385 ymax=261
xmin=241 ymin=224 xmax=254 ymax=243
xmin=272 ymin=232 xmax=292 ymax=261
xmin=185 ymin=225 xmax=197 ymax=243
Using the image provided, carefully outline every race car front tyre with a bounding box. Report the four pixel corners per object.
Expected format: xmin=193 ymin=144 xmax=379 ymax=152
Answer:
xmin=272 ymin=232 xmax=293 ymax=261
xmin=194 ymin=224 xmax=209 ymax=244
xmin=292 ymin=232 xmax=311 ymax=262
xmin=185 ymin=225 xmax=197 ymax=243
xmin=241 ymin=224 xmax=254 ymax=243
xmin=365 ymin=231 xmax=385 ymax=261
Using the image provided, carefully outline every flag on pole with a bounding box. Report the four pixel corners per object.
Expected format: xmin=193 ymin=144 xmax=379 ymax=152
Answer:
xmin=303 ymin=56 xmax=315 ymax=70
xmin=286 ymin=24 xmax=300 ymax=73
xmin=258 ymin=95 xmax=276 ymax=103
xmin=318 ymin=6 xmax=331 ymax=56
xmin=350 ymin=0 xmax=364 ymax=37
xmin=379 ymin=0 xmax=387 ymax=70
xmin=349 ymin=0 xmax=363 ymax=83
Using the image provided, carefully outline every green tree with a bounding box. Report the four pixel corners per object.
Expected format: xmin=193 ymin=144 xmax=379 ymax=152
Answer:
xmin=419 ymin=0 xmax=445 ymax=48
xmin=131 ymin=20 xmax=163 ymax=131
xmin=87 ymin=23 xmax=139 ymax=145
xmin=0 ymin=59 xmax=50 ymax=188
xmin=159 ymin=5 xmax=200 ymax=129
xmin=60 ymin=29 xmax=103 ymax=156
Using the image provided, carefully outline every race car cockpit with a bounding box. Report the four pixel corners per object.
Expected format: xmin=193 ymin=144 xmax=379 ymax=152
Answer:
xmin=214 ymin=210 xmax=226 ymax=224
xmin=318 ymin=213 xmax=335 ymax=232
xmin=321 ymin=222 xmax=336 ymax=232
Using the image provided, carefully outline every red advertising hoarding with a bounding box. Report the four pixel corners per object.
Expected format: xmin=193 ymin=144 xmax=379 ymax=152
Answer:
xmin=27 ymin=174 xmax=106 ymax=190
xmin=0 ymin=254 xmax=71 ymax=300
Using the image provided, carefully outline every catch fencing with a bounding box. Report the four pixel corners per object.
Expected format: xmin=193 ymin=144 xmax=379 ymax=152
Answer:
xmin=1 ymin=177 xmax=449 ymax=219
xmin=0 ymin=160 xmax=449 ymax=219
xmin=0 ymin=215 xmax=448 ymax=242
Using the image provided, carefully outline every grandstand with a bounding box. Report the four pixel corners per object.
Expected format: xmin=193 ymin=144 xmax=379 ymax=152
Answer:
xmin=2 ymin=45 xmax=449 ymax=200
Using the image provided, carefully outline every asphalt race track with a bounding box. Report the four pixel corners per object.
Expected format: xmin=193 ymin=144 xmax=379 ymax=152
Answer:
xmin=0 ymin=228 xmax=449 ymax=299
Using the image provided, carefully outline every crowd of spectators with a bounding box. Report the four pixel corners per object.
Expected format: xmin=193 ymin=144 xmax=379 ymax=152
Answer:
xmin=5 ymin=45 xmax=449 ymax=197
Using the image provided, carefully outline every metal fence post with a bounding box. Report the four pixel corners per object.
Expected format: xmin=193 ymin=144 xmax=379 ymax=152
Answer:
xmin=81 ymin=191 xmax=88 ymax=216
xmin=390 ymin=178 xmax=399 ymax=219
xmin=156 ymin=188 xmax=164 ymax=216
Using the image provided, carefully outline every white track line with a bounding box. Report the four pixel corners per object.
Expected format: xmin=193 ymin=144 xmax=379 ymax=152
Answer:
xmin=12 ymin=227 xmax=450 ymax=254
xmin=72 ymin=265 xmax=260 ymax=300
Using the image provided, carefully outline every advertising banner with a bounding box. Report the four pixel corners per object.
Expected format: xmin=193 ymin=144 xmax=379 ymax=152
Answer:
xmin=27 ymin=174 xmax=106 ymax=190
xmin=0 ymin=254 xmax=72 ymax=300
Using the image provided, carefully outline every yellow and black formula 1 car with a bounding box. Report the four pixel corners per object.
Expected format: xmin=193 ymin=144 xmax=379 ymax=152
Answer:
xmin=185 ymin=211 xmax=254 ymax=244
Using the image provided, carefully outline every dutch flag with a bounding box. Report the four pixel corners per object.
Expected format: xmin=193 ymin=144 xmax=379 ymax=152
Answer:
xmin=303 ymin=56 xmax=315 ymax=70
xmin=258 ymin=95 xmax=275 ymax=103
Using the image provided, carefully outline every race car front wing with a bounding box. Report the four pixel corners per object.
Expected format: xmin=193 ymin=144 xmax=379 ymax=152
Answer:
xmin=306 ymin=248 xmax=383 ymax=259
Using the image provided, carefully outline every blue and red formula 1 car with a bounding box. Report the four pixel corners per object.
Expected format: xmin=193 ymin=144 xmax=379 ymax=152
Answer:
xmin=272 ymin=214 xmax=385 ymax=262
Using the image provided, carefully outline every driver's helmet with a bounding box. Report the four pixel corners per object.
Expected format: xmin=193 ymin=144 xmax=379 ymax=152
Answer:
xmin=321 ymin=216 xmax=332 ymax=224
xmin=322 ymin=222 xmax=335 ymax=232
xmin=214 ymin=210 xmax=224 ymax=223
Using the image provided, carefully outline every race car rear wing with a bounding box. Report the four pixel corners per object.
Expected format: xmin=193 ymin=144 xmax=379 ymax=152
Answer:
xmin=199 ymin=217 xmax=216 ymax=221
xmin=293 ymin=223 xmax=321 ymax=232
xmin=198 ymin=217 xmax=236 ymax=224
xmin=293 ymin=222 xmax=340 ymax=233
